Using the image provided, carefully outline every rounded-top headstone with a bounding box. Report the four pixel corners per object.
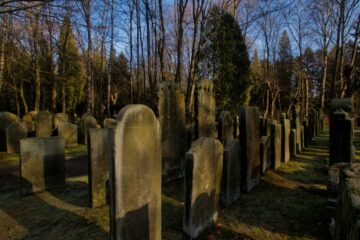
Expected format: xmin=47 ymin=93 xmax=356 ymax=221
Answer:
xmin=6 ymin=121 xmax=27 ymax=153
xmin=35 ymin=111 xmax=52 ymax=137
xmin=0 ymin=112 xmax=19 ymax=130
xmin=54 ymin=113 xmax=69 ymax=128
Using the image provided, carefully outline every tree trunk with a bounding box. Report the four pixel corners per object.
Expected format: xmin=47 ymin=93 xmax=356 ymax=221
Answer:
xmin=34 ymin=59 xmax=41 ymax=112
xmin=321 ymin=53 xmax=328 ymax=109
xmin=158 ymin=0 xmax=166 ymax=82
xmin=19 ymin=80 xmax=28 ymax=114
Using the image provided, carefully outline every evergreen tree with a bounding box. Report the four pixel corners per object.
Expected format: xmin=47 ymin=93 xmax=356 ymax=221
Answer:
xmin=199 ymin=6 xmax=250 ymax=113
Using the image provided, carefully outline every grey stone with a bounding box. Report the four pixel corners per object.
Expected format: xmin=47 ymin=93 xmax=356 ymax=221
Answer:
xmin=6 ymin=122 xmax=27 ymax=153
xmin=54 ymin=113 xmax=69 ymax=128
xmin=20 ymin=137 xmax=65 ymax=195
xmin=220 ymin=139 xmax=240 ymax=206
xmin=158 ymin=81 xmax=187 ymax=181
xmin=260 ymin=136 xmax=271 ymax=174
xmin=104 ymin=118 xmax=117 ymax=128
xmin=239 ymin=107 xmax=260 ymax=192
xmin=0 ymin=112 xmax=19 ymax=151
xmin=303 ymin=117 xmax=311 ymax=147
xmin=291 ymin=105 xmax=302 ymax=153
xmin=88 ymin=128 xmax=112 ymax=208
xmin=271 ymin=122 xmax=282 ymax=170
xmin=195 ymin=79 xmax=216 ymax=138
xmin=58 ymin=123 xmax=78 ymax=147
xmin=35 ymin=111 xmax=52 ymax=137
xmin=290 ymin=129 xmax=296 ymax=157
xmin=83 ymin=116 xmax=98 ymax=144
xmin=331 ymin=98 xmax=353 ymax=113
xmin=281 ymin=118 xmax=290 ymax=163
xmin=183 ymin=137 xmax=223 ymax=238
xmin=110 ymin=105 xmax=161 ymax=240
xmin=22 ymin=114 xmax=34 ymax=132
xmin=301 ymin=125 xmax=305 ymax=151
xmin=218 ymin=111 xmax=233 ymax=144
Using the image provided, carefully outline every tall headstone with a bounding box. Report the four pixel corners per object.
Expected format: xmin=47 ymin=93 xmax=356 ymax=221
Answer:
xmin=291 ymin=105 xmax=302 ymax=153
xmin=20 ymin=137 xmax=65 ymax=195
xmin=6 ymin=122 xmax=27 ymax=153
xmin=220 ymin=139 xmax=240 ymax=206
xmin=0 ymin=111 xmax=18 ymax=151
xmin=54 ymin=113 xmax=69 ymax=128
xmin=281 ymin=117 xmax=290 ymax=163
xmin=83 ymin=116 xmax=98 ymax=144
xmin=195 ymin=79 xmax=216 ymax=138
xmin=271 ymin=122 xmax=282 ymax=170
xmin=303 ymin=117 xmax=311 ymax=147
xmin=58 ymin=123 xmax=78 ymax=147
xmin=35 ymin=111 xmax=52 ymax=137
xmin=110 ymin=105 xmax=161 ymax=240
xmin=183 ymin=137 xmax=223 ymax=238
xmin=218 ymin=111 xmax=233 ymax=144
xmin=290 ymin=129 xmax=296 ymax=157
xmin=260 ymin=136 xmax=271 ymax=174
xmin=88 ymin=128 xmax=112 ymax=208
xmin=158 ymin=81 xmax=187 ymax=181
xmin=239 ymin=107 xmax=260 ymax=192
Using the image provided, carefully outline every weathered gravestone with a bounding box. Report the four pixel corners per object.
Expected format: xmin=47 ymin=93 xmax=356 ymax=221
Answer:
xmin=158 ymin=81 xmax=187 ymax=181
xmin=331 ymin=98 xmax=353 ymax=113
xmin=0 ymin=111 xmax=18 ymax=151
xmin=22 ymin=114 xmax=34 ymax=132
xmin=271 ymin=121 xmax=282 ymax=170
xmin=6 ymin=122 xmax=27 ymax=153
xmin=183 ymin=137 xmax=223 ymax=238
xmin=281 ymin=117 xmax=290 ymax=163
xmin=54 ymin=113 xmax=69 ymax=128
xmin=35 ymin=111 xmax=52 ymax=137
xmin=104 ymin=118 xmax=117 ymax=128
xmin=329 ymin=109 xmax=354 ymax=166
xmin=260 ymin=136 xmax=271 ymax=174
xmin=220 ymin=139 xmax=240 ymax=207
xmin=29 ymin=111 xmax=38 ymax=119
xmin=195 ymin=79 xmax=216 ymax=138
xmin=301 ymin=125 xmax=305 ymax=151
xmin=110 ymin=105 xmax=161 ymax=240
xmin=20 ymin=137 xmax=65 ymax=195
xmin=303 ymin=117 xmax=311 ymax=147
xmin=83 ymin=116 xmax=98 ymax=144
xmin=239 ymin=107 xmax=260 ymax=192
xmin=290 ymin=129 xmax=296 ymax=157
xmin=233 ymin=116 xmax=240 ymax=139
xmin=88 ymin=128 xmax=112 ymax=208
xmin=58 ymin=123 xmax=78 ymax=147
xmin=218 ymin=111 xmax=233 ymax=144
xmin=291 ymin=105 xmax=302 ymax=153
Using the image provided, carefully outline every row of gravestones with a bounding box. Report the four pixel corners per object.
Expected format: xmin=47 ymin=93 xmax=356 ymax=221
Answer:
xmin=327 ymin=98 xmax=360 ymax=240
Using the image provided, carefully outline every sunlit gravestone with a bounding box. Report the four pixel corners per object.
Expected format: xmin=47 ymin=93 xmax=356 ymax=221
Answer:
xmin=35 ymin=111 xmax=52 ymax=137
xmin=6 ymin=121 xmax=27 ymax=153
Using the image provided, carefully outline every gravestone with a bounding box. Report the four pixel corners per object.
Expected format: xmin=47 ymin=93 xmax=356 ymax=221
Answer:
xmin=290 ymin=129 xmax=296 ymax=157
xmin=58 ymin=123 xmax=78 ymax=147
xmin=281 ymin=117 xmax=290 ymax=163
xmin=29 ymin=111 xmax=38 ymax=119
xmin=35 ymin=111 xmax=52 ymax=137
xmin=183 ymin=137 xmax=223 ymax=238
xmin=110 ymin=105 xmax=161 ymax=240
xmin=104 ymin=118 xmax=117 ymax=128
xmin=220 ymin=139 xmax=240 ymax=207
xmin=291 ymin=105 xmax=302 ymax=153
xmin=239 ymin=107 xmax=260 ymax=192
xmin=301 ymin=125 xmax=305 ymax=150
xmin=233 ymin=116 xmax=240 ymax=139
xmin=20 ymin=137 xmax=65 ymax=195
xmin=303 ymin=117 xmax=311 ymax=147
xmin=83 ymin=116 xmax=98 ymax=144
xmin=260 ymin=136 xmax=271 ymax=174
xmin=218 ymin=111 xmax=233 ymax=144
xmin=0 ymin=111 xmax=19 ymax=151
xmin=22 ymin=114 xmax=34 ymax=132
xmin=330 ymin=98 xmax=353 ymax=113
xmin=88 ymin=128 xmax=112 ymax=208
xmin=54 ymin=113 xmax=69 ymax=128
xmin=271 ymin=122 xmax=282 ymax=170
xmin=6 ymin=122 xmax=27 ymax=153
xmin=195 ymin=79 xmax=216 ymax=138
xmin=158 ymin=81 xmax=187 ymax=181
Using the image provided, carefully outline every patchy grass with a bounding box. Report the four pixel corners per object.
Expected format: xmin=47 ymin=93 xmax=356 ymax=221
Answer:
xmin=0 ymin=133 xmax=330 ymax=240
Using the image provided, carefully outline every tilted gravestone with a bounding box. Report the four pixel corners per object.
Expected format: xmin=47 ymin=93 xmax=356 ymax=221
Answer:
xmin=83 ymin=116 xmax=98 ymax=144
xmin=195 ymin=79 xmax=216 ymax=139
xmin=110 ymin=105 xmax=161 ymax=240
xmin=158 ymin=81 xmax=187 ymax=181
xmin=260 ymin=136 xmax=271 ymax=174
xmin=103 ymin=118 xmax=117 ymax=128
xmin=6 ymin=122 xmax=27 ymax=153
xmin=58 ymin=123 xmax=78 ymax=147
xmin=35 ymin=111 xmax=52 ymax=137
xmin=281 ymin=117 xmax=290 ymax=163
xmin=88 ymin=128 xmax=112 ymax=208
xmin=20 ymin=137 xmax=65 ymax=195
xmin=0 ymin=111 xmax=19 ymax=152
xmin=183 ymin=137 xmax=223 ymax=238
xmin=239 ymin=107 xmax=260 ymax=192
xmin=271 ymin=121 xmax=282 ymax=170
xmin=220 ymin=139 xmax=240 ymax=207
xmin=54 ymin=113 xmax=69 ymax=128
xmin=218 ymin=111 xmax=233 ymax=145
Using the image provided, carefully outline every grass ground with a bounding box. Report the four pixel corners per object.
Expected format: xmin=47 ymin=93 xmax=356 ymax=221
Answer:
xmin=0 ymin=131 xmax=331 ymax=240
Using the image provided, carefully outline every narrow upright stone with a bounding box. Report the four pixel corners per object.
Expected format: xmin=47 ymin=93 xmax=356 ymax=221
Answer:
xmin=183 ymin=137 xmax=223 ymax=238
xmin=110 ymin=105 xmax=161 ymax=240
xmin=281 ymin=117 xmax=290 ymax=163
xmin=260 ymin=136 xmax=271 ymax=174
xmin=290 ymin=129 xmax=296 ymax=157
xmin=20 ymin=137 xmax=65 ymax=195
xmin=83 ymin=116 xmax=98 ymax=144
xmin=6 ymin=122 xmax=27 ymax=153
xmin=88 ymin=128 xmax=112 ymax=208
xmin=158 ymin=81 xmax=187 ymax=181
xmin=291 ymin=105 xmax=302 ymax=153
xmin=220 ymin=139 xmax=240 ymax=206
xmin=218 ymin=111 xmax=233 ymax=144
xmin=58 ymin=123 xmax=78 ymax=147
xmin=0 ymin=112 xmax=19 ymax=151
xmin=271 ymin=122 xmax=282 ymax=170
xmin=35 ymin=111 xmax=52 ymax=137
xmin=54 ymin=113 xmax=69 ymax=128
xmin=239 ymin=107 xmax=260 ymax=192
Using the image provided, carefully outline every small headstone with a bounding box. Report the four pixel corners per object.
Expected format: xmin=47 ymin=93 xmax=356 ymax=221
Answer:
xmin=110 ymin=105 xmax=161 ymax=240
xmin=271 ymin=121 xmax=282 ymax=170
xmin=0 ymin=111 xmax=19 ymax=151
xmin=29 ymin=111 xmax=38 ymax=119
xmin=260 ymin=136 xmax=271 ymax=174
xmin=281 ymin=118 xmax=290 ymax=163
xmin=183 ymin=137 xmax=223 ymax=238
xmin=6 ymin=122 xmax=27 ymax=153
xmin=218 ymin=111 xmax=233 ymax=144
xmin=221 ymin=139 xmax=240 ymax=206
xmin=195 ymin=79 xmax=216 ymax=138
xmin=239 ymin=107 xmax=260 ymax=192
xmin=20 ymin=137 xmax=65 ymax=195
xmin=158 ymin=81 xmax=187 ymax=181
xmin=83 ymin=116 xmax=98 ymax=144
xmin=35 ymin=111 xmax=52 ymax=137
xmin=88 ymin=128 xmax=112 ymax=208
xmin=54 ymin=113 xmax=69 ymax=128
xmin=22 ymin=114 xmax=34 ymax=132
xmin=103 ymin=118 xmax=117 ymax=128
xmin=58 ymin=123 xmax=78 ymax=147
